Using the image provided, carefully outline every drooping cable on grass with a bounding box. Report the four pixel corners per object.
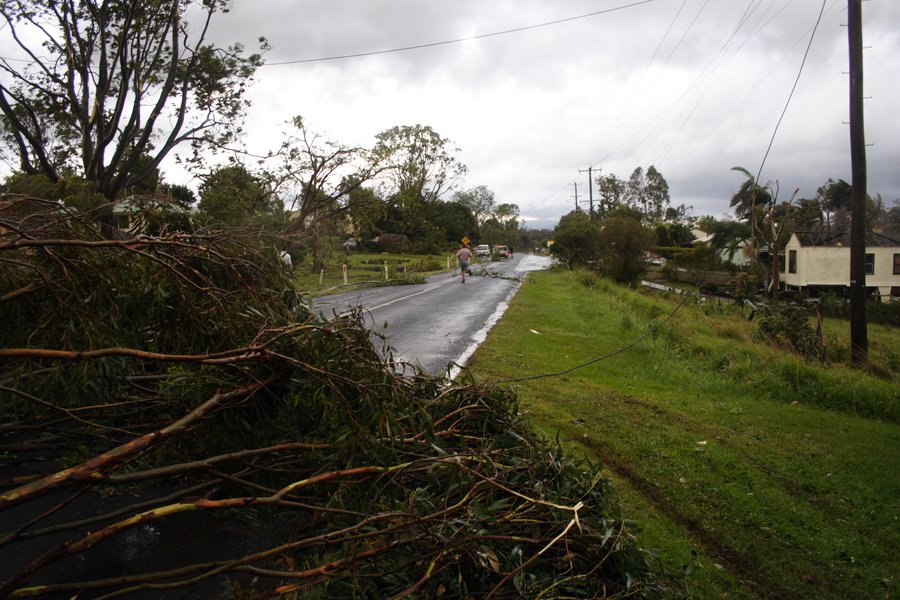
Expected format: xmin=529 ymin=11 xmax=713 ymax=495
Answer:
xmin=493 ymin=270 xmax=707 ymax=384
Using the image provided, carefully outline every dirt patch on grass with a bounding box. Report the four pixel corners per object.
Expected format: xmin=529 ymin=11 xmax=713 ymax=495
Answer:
xmin=576 ymin=432 xmax=772 ymax=598
xmin=604 ymin=394 xmax=844 ymax=513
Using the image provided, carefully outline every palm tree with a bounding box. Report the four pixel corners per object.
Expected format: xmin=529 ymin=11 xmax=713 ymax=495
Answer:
xmin=730 ymin=167 xmax=772 ymax=221
xmin=730 ymin=167 xmax=795 ymax=298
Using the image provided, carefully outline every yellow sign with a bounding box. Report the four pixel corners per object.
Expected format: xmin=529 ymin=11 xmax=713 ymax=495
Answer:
xmin=462 ymin=236 xmax=470 ymax=245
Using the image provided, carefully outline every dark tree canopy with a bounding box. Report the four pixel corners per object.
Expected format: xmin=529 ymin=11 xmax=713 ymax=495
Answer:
xmin=816 ymin=178 xmax=852 ymax=234
xmin=599 ymin=216 xmax=654 ymax=284
xmin=198 ymin=164 xmax=278 ymax=227
xmin=429 ymin=200 xmax=477 ymax=246
xmin=0 ymin=0 xmax=267 ymax=200
xmin=596 ymin=166 xmax=671 ymax=224
xmin=159 ymin=183 xmax=198 ymax=209
xmin=595 ymin=171 xmax=626 ymax=216
xmin=550 ymin=210 xmax=602 ymax=269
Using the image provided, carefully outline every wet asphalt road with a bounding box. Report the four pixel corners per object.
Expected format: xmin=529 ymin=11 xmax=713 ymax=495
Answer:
xmin=313 ymin=253 xmax=551 ymax=376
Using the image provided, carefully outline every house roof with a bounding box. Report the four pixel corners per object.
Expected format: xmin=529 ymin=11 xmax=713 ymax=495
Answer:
xmin=690 ymin=229 xmax=716 ymax=244
xmin=112 ymin=194 xmax=187 ymax=214
xmin=792 ymin=230 xmax=900 ymax=248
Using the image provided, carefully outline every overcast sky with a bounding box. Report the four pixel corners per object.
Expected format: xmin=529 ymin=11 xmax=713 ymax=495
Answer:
xmin=9 ymin=1 xmax=900 ymax=229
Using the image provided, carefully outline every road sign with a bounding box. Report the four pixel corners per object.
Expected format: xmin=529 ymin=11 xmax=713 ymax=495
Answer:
xmin=462 ymin=236 xmax=470 ymax=245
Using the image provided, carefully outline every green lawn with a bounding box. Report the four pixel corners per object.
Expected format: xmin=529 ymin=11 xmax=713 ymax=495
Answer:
xmin=292 ymin=252 xmax=451 ymax=295
xmin=467 ymin=268 xmax=899 ymax=598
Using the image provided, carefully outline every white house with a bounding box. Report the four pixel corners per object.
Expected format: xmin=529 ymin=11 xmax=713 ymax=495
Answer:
xmin=690 ymin=229 xmax=752 ymax=267
xmin=781 ymin=231 xmax=900 ymax=301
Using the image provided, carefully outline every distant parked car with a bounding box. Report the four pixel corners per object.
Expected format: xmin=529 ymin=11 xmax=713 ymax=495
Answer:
xmin=475 ymin=244 xmax=490 ymax=257
xmin=496 ymin=245 xmax=509 ymax=259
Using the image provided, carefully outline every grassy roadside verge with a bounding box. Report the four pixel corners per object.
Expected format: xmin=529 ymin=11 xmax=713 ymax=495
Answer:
xmin=467 ymin=268 xmax=899 ymax=598
xmin=292 ymin=252 xmax=450 ymax=295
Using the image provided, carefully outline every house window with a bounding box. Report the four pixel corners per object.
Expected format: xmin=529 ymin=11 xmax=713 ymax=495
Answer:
xmin=894 ymin=253 xmax=900 ymax=275
xmin=864 ymin=253 xmax=874 ymax=275
xmin=788 ymin=250 xmax=797 ymax=274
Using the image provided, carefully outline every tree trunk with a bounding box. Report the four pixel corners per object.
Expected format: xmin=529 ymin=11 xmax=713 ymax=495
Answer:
xmin=770 ymin=241 xmax=780 ymax=300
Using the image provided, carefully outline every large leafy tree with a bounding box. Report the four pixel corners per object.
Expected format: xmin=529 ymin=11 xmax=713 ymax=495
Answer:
xmin=159 ymin=182 xmax=197 ymax=209
xmin=550 ymin=210 xmax=602 ymax=269
xmin=880 ymin=201 xmax=900 ymax=240
xmin=599 ymin=214 xmax=654 ymax=284
xmin=796 ymin=179 xmax=890 ymax=239
xmin=270 ymin=116 xmax=385 ymax=236
xmin=346 ymin=185 xmax=385 ymax=240
xmin=198 ymin=164 xmax=278 ymax=227
xmin=625 ymin=167 xmax=646 ymax=215
xmin=595 ymin=171 xmax=626 ymax=217
xmin=816 ymin=178 xmax=852 ymax=234
xmin=429 ymin=200 xmax=477 ymax=246
xmin=3 ymin=171 xmax=105 ymax=212
xmin=790 ymin=198 xmax=826 ymax=233
xmin=597 ymin=167 xmax=679 ymax=224
xmin=373 ymin=124 xmax=467 ymax=204
xmin=654 ymin=222 xmax=694 ymax=247
xmin=495 ymin=203 xmax=520 ymax=231
xmin=452 ymin=185 xmax=496 ymax=229
xmin=0 ymin=0 xmax=267 ymax=200
xmin=372 ymin=124 xmax=466 ymax=239
xmin=698 ymin=216 xmax=751 ymax=264
xmin=644 ymin=165 xmax=670 ymax=222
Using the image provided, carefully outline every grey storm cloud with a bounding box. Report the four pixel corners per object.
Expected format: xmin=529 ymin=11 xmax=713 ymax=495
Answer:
xmin=185 ymin=1 xmax=900 ymax=226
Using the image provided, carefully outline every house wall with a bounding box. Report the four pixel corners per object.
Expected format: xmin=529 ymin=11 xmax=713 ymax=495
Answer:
xmin=720 ymin=246 xmax=751 ymax=267
xmin=782 ymin=235 xmax=900 ymax=289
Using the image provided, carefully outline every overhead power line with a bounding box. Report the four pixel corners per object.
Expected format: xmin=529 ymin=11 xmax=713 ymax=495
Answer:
xmin=0 ymin=1 xmax=656 ymax=67
xmin=754 ymin=0 xmax=827 ymax=184
xmin=264 ymin=1 xmax=656 ymax=66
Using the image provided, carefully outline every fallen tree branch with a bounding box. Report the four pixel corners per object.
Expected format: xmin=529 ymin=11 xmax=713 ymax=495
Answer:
xmin=0 ymin=381 xmax=266 ymax=512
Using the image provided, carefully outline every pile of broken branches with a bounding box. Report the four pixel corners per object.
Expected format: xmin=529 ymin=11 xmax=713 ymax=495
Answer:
xmin=0 ymin=196 xmax=658 ymax=598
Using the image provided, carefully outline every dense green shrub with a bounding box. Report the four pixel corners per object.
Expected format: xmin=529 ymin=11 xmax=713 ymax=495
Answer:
xmin=411 ymin=257 xmax=443 ymax=272
xmin=820 ymin=291 xmax=900 ymax=327
xmin=599 ymin=216 xmax=655 ymax=284
xmin=550 ymin=210 xmax=602 ymax=269
xmin=754 ymin=301 xmax=826 ymax=362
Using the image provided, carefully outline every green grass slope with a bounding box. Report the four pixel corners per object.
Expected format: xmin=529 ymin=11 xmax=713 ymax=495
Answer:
xmin=468 ymin=268 xmax=899 ymax=599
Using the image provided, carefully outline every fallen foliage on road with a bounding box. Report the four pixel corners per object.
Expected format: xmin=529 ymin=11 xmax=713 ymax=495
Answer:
xmin=0 ymin=197 xmax=657 ymax=598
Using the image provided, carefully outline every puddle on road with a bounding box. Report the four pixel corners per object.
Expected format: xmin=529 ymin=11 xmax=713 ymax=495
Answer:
xmin=514 ymin=254 xmax=553 ymax=273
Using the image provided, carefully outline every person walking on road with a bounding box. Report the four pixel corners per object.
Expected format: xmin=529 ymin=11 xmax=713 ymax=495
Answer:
xmin=456 ymin=243 xmax=474 ymax=283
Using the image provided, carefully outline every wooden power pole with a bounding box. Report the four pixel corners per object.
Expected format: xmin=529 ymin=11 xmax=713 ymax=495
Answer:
xmin=848 ymin=0 xmax=868 ymax=363
xmin=579 ymin=167 xmax=594 ymax=217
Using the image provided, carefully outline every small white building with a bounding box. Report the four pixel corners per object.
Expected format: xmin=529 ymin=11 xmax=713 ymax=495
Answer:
xmin=690 ymin=229 xmax=752 ymax=267
xmin=782 ymin=231 xmax=900 ymax=301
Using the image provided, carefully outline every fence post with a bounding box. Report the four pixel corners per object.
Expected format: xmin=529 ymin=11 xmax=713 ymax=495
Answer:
xmin=319 ymin=268 xmax=324 ymax=287
xmin=384 ymin=261 xmax=389 ymax=281
xmin=342 ymin=264 xmax=348 ymax=285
